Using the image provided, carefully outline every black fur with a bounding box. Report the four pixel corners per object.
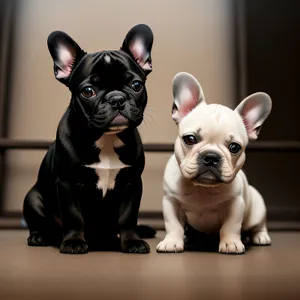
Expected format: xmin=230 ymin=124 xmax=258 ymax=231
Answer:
xmin=23 ymin=24 xmax=155 ymax=254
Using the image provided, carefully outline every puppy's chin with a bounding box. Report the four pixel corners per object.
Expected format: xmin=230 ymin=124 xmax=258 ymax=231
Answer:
xmin=191 ymin=171 xmax=223 ymax=188
xmin=104 ymin=114 xmax=129 ymax=134
xmin=192 ymin=171 xmax=238 ymax=187
xmin=192 ymin=179 xmax=222 ymax=188
xmin=104 ymin=125 xmax=128 ymax=135
xmin=192 ymin=181 xmax=222 ymax=188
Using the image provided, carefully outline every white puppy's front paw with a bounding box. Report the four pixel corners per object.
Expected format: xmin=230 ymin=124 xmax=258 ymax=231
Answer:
xmin=252 ymin=231 xmax=271 ymax=246
xmin=156 ymin=237 xmax=184 ymax=253
xmin=219 ymin=239 xmax=245 ymax=254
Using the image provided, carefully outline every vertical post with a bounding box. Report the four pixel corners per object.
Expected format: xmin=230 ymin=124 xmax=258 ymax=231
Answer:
xmin=232 ymin=0 xmax=248 ymax=103
xmin=0 ymin=0 xmax=18 ymax=215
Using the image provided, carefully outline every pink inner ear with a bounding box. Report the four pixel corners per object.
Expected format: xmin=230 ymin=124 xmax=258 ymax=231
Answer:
xmin=180 ymin=96 xmax=198 ymax=118
xmin=55 ymin=45 xmax=75 ymax=79
xmin=129 ymin=38 xmax=151 ymax=71
xmin=130 ymin=39 xmax=144 ymax=62
xmin=142 ymin=61 xmax=152 ymax=71
xmin=178 ymin=86 xmax=199 ymax=118
xmin=241 ymin=102 xmax=263 ymax=138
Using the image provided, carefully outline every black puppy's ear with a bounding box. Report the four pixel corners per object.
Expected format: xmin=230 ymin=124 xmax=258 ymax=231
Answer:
xmin=121 ymin=24 xmax=154 ymax=75
xmin=47 ymin=31 xmax=86 ymax=85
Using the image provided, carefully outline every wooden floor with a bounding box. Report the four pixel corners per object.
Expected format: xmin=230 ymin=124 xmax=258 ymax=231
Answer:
xmin=0 ymin=230 xmax=300 ymax=300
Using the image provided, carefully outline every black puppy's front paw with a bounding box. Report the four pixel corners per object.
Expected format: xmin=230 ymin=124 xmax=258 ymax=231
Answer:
xmin=121 ymin=239 xmax=150 ymax=254
xmin=27 ymin=232 xmax=48 ymax=246
xmin=59 ymin=240 xmax=88 ymax=254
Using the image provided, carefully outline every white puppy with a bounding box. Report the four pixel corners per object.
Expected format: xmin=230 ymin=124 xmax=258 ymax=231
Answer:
xmin=157 ymin=72 xmax=272 ymax=254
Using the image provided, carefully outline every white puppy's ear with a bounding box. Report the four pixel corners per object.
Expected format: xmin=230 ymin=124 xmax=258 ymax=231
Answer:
xmin=235 ymin=92 xmax=272 ymax=140
xmin=172 ymin=72 xmax=206 ymax=124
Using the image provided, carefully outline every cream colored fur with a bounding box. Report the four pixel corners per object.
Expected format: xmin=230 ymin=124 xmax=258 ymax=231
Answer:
xmin=157 ymin=72 xmax=272 ymax=254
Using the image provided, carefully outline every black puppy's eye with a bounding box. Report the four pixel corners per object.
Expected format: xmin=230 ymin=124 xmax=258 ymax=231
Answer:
xmin=81 ymin=86 xmax=96 ymax=98
xmin=131 ymin=81 xmax=143 ymax=92
xmin=182 ymin=135 xmax=197 ymax=146
xmin=229 ymin=142 xmax=241 ymax=154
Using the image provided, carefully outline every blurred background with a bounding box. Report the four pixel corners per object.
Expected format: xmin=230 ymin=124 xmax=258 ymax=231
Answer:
xmin=0 ymin=0 xmax=300 ymax=227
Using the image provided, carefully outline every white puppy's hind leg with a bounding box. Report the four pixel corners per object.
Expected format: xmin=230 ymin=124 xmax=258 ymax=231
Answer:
xmin=245 ymin=186 xmax=271 ymax=246
xmin=156 ymin=195 xmax=185 ymax=253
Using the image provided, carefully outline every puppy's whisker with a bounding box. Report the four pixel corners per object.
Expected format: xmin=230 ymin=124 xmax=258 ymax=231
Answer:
xmin=145 ymin=108 xmax=155 ymax=114
xmin=144 ymin=111 xmax=155 ymax=125
xmin=145 ymin=104 xmax=156 ymax=112
xmin=140 ymin=116 xmax=152 ymax=133
xmin=144 ymin=112 xmax=154 ymax=123
xmin=142 ymin=114 xmax=155 ymax=132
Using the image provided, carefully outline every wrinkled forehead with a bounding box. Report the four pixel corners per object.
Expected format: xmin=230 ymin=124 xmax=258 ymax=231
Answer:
xmin=179 ymin=104 xmax=248 ymax=142
xmin=68 ymin=50 xmax=146 ymax=90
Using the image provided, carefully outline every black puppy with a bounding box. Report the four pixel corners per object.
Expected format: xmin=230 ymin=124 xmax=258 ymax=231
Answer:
xmin=23 ymin=24 xmax=155 ymax=254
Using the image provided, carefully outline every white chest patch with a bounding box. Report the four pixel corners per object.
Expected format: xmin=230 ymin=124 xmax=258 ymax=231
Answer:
xmin=85 ymin=134 xmax=130 ymax=198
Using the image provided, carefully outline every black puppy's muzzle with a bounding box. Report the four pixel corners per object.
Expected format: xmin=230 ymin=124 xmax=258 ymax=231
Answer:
xmin=106 ymin=91 xmax=126 ymax=111
xmin=105 ymin=90 xmax=143 ymax=125
xmin=109 ymin=96 xmax=125 ymax=110
xmin=91 ymin=90 xmax=143 ymax=131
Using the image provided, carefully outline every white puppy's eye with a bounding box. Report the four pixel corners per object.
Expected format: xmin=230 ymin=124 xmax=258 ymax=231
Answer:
xmin=182 ymin=134 xmax=197 ymax=146
xmin=228 ymin=142 xmax=241 ymax=154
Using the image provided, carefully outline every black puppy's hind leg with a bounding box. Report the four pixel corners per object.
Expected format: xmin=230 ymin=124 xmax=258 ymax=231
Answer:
xmin=23 ymin=186 xmax=53 ymax=246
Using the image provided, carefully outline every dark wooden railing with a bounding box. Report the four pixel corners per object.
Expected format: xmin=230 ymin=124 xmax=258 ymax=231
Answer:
xmin=1 ymin=138 xmax=300 ymax=152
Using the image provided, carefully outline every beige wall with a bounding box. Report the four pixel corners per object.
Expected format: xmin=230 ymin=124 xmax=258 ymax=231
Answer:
xmin=4 ymin=0 xmax=235 ymax=212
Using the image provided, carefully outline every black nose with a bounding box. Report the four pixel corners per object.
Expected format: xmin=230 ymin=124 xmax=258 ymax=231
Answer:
xmin=201 ymin=153 xmax=221 ymax=166
xmin=108 ymin=95 xmax=125 ymax=110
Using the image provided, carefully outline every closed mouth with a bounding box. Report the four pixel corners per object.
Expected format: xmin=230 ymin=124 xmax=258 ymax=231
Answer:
xmin=193 ymin=169 xmax=223 ymax=186
xmin=104 ymin=113 xmax=128 ymax=134
xmin=109 ymin=113 xmax=129 ymax=127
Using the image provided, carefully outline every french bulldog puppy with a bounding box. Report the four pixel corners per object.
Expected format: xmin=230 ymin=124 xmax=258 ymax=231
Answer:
xmin=157 ymin=72 xmax=272 ymax=254
xmin=23 ymin=24 xmax=155 ymax=254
